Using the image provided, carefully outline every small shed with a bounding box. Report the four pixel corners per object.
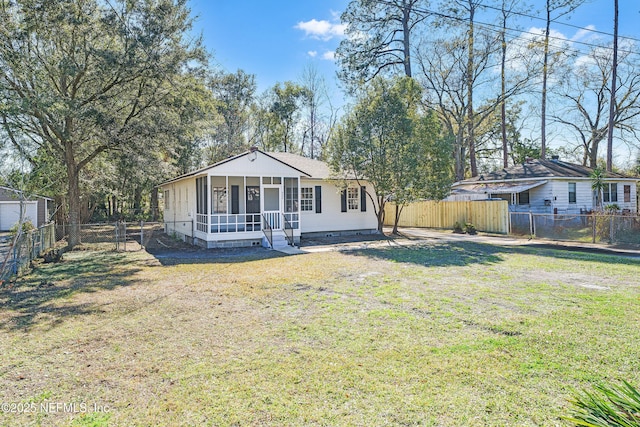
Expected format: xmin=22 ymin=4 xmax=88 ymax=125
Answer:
xmin=0 ymin=186 xmax=54 ymax=231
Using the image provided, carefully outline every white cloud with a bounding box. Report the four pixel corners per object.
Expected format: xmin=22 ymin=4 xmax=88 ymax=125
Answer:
xmin=571 ymin=25 xmax=597 ymax=42
xmin=295 ymin=19 xmax=345 ymax=41
xmin=308 ymin=50 xmax=318 ymax=58
xmin=322 ymin=51 xmax=335 ymax=61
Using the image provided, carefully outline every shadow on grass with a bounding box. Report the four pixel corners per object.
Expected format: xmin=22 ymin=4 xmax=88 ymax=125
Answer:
xmin=349 ymin=240 xmax=640 ymax=268
xmin=146 ymin=246 xmax=286 ymax=266
xmin=350 ymin=241 xmax=506 ymax=267
xmin=0 ymin=251 xmax=141 ymax=331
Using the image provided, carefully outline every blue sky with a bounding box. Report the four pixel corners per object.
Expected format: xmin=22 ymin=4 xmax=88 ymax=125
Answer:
xmin=188 ymin=0 xmax=639 ymax=98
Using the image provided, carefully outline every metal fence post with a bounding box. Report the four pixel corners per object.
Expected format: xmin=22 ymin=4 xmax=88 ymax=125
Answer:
xmin=115 ymin=222 xmax=119 ymax=251
xmin=140 ymin=221 xmax=144 ymax=248
xmin=123 ymin=222 xmax=127 ymax=251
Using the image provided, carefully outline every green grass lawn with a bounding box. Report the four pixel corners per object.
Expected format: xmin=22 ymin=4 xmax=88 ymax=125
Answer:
xmin=1 ymin=241 xmax=639 ymax=426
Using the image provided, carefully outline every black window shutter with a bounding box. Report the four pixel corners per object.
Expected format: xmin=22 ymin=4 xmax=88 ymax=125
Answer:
xmin=340 ymin=189 xmax=347 ymax=212
xmin=360 ymin=186 xmax=366 ymax=212
xmin=231 ymin=185 xmax=239 ymax=214
xmin=315 ymin=185 xmax=322 ymax=213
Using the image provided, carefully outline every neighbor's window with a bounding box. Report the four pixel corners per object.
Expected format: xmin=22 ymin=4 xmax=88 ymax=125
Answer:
xmin=301 ymin=187 xmax=313 ymax=211
xmin=624 ymin=185 xmax=631 ymax=203
xmin=568 ymin=182 xmax=577 ymax=204
xmin=603 ymin=183 xmax=618 ymax=203
xmin=347 ymin=187 xmax=359 ymax=210
xmin=517 ymin=190 xmax=530 ymax=205
xmin=211 ymin=187 xmax=227 ymax=214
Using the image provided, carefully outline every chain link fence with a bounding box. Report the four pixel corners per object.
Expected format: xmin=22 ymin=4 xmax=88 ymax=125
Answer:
xmin=0 ymin=223 xmax=57 ymax=282
xmin=55 ymin=222 xmax=166 ymax=251
xmin=510 ymin=212 xmax=640 ymax=245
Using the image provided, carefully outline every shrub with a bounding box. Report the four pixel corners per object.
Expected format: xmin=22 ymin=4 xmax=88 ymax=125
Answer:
xmin=566 ymin=381 xmax=640 ymax=427
xmin=453 ymin=221 xmax=464 ymax=234
xmin=9 ymin=220 xmax=35 ymax=237
xmin=464 ymin=223 xmax=477 ymax=235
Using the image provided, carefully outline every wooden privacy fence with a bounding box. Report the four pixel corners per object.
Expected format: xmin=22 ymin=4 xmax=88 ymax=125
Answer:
xmin=384 ymin=200 xmax=509 ymax=234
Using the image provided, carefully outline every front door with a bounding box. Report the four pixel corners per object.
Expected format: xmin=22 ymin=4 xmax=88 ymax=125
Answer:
xmin=263 ymin=186 xmax=281 ymax=230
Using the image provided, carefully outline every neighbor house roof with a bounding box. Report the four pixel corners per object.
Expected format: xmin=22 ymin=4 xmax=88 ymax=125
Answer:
xmin=453 ymin=180 xmax=548 ymax=195
xmin=458 ymin=159 xmax=632 ymax=184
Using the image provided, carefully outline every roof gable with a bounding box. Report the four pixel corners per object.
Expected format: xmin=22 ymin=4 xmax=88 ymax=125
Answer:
xmin=160 ymin=150 xmax=314 ymax=186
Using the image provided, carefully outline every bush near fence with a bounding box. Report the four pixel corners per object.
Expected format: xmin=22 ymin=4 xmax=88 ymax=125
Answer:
xmin=0 ymin=223 xmax=57 ymax=282
xmin=384 ymin=200 xmax=510 ymax=234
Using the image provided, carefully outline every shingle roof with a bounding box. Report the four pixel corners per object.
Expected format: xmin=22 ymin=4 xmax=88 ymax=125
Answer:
xmin=266 ymin=152 xmax=331 ymax=179
xmin=462 ymin=159 xmax=631 ymax=182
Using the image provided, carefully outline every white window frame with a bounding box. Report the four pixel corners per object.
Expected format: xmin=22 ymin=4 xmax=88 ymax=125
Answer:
xmin=347 ymin=187 xmax=359 ymax=210
xmin=300 ymin=187 xmax=313 ymax=211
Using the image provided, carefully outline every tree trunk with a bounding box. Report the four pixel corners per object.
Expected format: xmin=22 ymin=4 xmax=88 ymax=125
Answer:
xmin=501 ymin=5 xmax=509 ymax=168
xmin=133 ymin=186 xmax=143 ymax=218
xmin=466 ymin=2 xmax=477 ymax=177
xmin=65 ymin=145 xmax=81 ymax=248
xmin=392 ymin=203 xmax=404 ymax=235
xmin=402 ymin=3 xmax=412 ymax=78
xmin=606 ymin=0 xmax=618 ymax=172
xmin=376 ymin=198 xmax=385 ymax=233
xmin=150 ymin=187 xmax=159 ymax=222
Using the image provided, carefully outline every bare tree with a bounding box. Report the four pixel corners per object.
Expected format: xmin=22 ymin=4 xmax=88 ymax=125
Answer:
xmin=540 ymin=0 xmax=586 ymax=160
xmin=551 ymin=43 xmax=640 ymax=168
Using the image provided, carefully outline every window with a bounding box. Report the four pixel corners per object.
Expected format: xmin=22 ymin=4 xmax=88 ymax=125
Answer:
xmin=301 ymin=187 xmax=313 ymax=211
xmin=347 ymin=187 xmax=359 ymax=210
xmin=624 ymin=185 xmax=631 ymax=203
xmin=603 ymin=183 xmax=618 ymax=203
xmin=164 ymin=190 xmax=170 ymax=209
xmin=568 ymin=182 xmax=577 ymax=204
xmin=517 ymin=190 xmax=530 ymax=205
xmin=211 ymin=187 xmax=227 ymax=214
xmin=284 ymin=178 xmax=298 ymax=212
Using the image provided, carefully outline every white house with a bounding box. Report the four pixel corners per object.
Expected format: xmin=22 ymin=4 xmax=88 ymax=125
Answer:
xmin=160 ymin=149 xmax=378 ymax=248
xmin=448 ymin=157 xmax=639 ymax=214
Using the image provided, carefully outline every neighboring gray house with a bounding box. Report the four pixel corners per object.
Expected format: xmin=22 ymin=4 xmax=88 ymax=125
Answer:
xmin=0 ymin=186 xmax=54 ymax=231
xmin=448 ymin=157 xmax=638 ymax=214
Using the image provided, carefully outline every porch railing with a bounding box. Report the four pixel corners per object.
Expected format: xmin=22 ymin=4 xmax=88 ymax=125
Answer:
xmin=262 ymin=213 xmax=273 ymax=248
xmin=207 ymin=214 xmax=261 ymax=233
xmin=263 ymin=211 xmax=280 ymax=230
xmin=282 ymin=214 xmax=295 ymax=247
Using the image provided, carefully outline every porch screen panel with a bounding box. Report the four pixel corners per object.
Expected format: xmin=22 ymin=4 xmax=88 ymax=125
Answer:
xmin=285 ymin=178 xmax=299 ymax=213
xmin=196 ymin=177 xmax=208 ymax=214
xmin=231 ymin=185 xmax=240 ymax=214
xmin=246 ymin=186 xmax=260 ymax=213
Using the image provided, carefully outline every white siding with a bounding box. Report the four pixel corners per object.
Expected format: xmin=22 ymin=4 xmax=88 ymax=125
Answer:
xmin=207 ymin=152 xmax=304 ymax=177
xmin=300 ymin=180 xmax=378 ymax=234
xmin=163 ymin=177 xmax=195 ymax=239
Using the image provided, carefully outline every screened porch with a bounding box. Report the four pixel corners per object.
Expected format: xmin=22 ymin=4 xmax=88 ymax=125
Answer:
xmin=193 ymin=174 xmax=300 ymax=238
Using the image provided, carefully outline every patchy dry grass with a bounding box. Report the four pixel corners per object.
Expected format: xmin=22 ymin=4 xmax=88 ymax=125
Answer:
xmin=0 ymin=241 xmax=639 ymax=426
